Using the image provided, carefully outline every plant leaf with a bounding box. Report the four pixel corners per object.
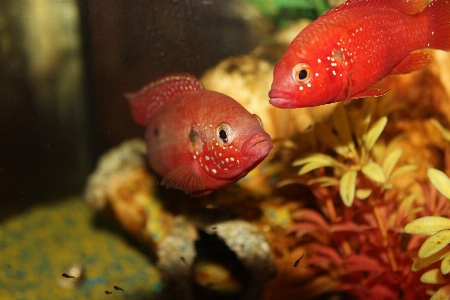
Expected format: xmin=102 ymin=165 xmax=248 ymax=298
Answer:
xmin=420 ymin=268 xmax=448 ymax=284
xmin=298 ymin=162 xmax=329 ymax=175
xmin=312 ymin=245 xmax=343 ymax=265
xmin=307 ymin=176 xmax=340 ymax=187
xmin=441 ymin=253 xmax=450 ymax=275
xmin=344 ymin=254 xmax=384 ymax=275
xmin=288 ymin=222 xmax=323 ymax=238
xmin=361 ymin=161 xmax=386 ymax=183
xmin=412 ymin=248 xmax=450 ymax=271
xmin=340 ymin=170 xmax=357 ymax=207
xmin=291 ymin=208 xmax=330 ymax=230
xmin=418 ymin=230 xmax=450 ymax=258
xmin=405 ymin=216 xmax=450 ymax=234
xmin=430 ymin=283 xmax=450 ymax=300
xmin=390 ymin=164 xmax=418 ymax=180
xmin=293 ymin=153 xmax=340 ymax=167
xmin=428 ymin=168 xmax=450 ymax=200
xmin=330 ymin=223 xmax=364 ymax=233
xmin=430 ymin=118 xmax=450 ymax=142
xmin=356 ymin=188 xmax=372 ymax=199
xmin=364 ymin=116 xmax=387 ymax=152
xmin=382 ymin=148 xmax=403 ymax=179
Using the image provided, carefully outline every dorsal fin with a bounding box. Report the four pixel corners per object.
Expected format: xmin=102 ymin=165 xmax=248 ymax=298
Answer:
xmin=327 ymin=0 xmax=431 ymax=16
xmin=125 ymin=73 xmax=204 ymax=126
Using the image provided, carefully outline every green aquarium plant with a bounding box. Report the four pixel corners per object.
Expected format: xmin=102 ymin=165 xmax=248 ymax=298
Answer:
xmin=283 ymin=99 xmax=433 ymax=299
xmin=244 ymin=0 xmax=330 ymax=26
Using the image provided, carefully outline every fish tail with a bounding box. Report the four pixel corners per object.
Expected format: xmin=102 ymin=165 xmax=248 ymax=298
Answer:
xmin=425 ymin=0 xmax=450 ymax=51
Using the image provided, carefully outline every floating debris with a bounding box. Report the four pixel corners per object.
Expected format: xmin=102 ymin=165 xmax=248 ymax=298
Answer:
xmin=294 ymin=254 xmax=304 ymax=267
xmin=57 ymin=263 xmax=84 ymax=288
xmin=113 ymin=285 xmax=124 ymax=291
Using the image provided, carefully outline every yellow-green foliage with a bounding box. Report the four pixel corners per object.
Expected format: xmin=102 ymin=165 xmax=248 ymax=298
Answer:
xmin=404 ymin=119 xmax=450 ymax=300
xmin=406 ymin=168 xmax=450 ymax=299
xmin=293 ymin=101 xmax=416 ymax=207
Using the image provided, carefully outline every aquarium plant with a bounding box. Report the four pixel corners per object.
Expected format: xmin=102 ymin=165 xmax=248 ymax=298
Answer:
xmin=283 ymin=99 xmax=439 ymax=299
xmin=405 ymin=119 xmax=450 ymax=300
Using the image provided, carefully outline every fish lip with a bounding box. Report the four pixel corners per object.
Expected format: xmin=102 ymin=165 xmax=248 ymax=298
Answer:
xmin=268 ymin=89 xmax=293 ymax=108
xmin=241 ymin=132 xmax=273 ymax=159
xmin=269 ymin=97 xmax=291 ymax=108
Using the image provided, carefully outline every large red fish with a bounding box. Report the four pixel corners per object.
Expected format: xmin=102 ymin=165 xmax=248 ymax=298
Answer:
xmin=269 ymin=0 xmax=450 ymax=108
xmin=125 ymin=74 xmax=272 ymax=196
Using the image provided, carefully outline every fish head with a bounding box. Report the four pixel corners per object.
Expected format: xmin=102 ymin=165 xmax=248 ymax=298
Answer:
xmin=269 ymin=48 xmax=345 ymax=108
xmin=194 ymin=108 xmax=272 ymax=181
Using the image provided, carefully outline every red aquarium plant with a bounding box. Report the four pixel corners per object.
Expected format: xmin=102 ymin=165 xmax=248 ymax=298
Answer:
xmin=282 ymin=99 xmax=438 ymax=299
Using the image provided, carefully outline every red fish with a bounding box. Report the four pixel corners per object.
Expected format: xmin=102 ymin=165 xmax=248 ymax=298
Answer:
xmin=125 ymin=74 xmax=272 ymax=196
xmin=269 ymin=0 xmax=450 ymax=108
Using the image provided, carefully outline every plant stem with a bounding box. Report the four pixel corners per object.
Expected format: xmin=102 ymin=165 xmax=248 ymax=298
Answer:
xmin=326 ymin=197 xmax=337 ymax=221
xmin=373 ymin=205 xmax=398 ymax=271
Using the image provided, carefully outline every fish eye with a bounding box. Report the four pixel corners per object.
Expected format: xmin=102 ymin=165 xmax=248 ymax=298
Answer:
xmin=292 ymin=63 xmax=312 ymax=84
xmin=253 ymin=114 xmax=263 ymax=128
xmin=216 ymin=123 xmax=233 ymax=145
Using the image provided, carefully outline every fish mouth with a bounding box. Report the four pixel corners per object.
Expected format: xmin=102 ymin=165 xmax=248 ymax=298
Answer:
xmin=241 ymin=132 xmax=273 ymax=160
xmin=268 ymin=89 xmax=293 ymax=108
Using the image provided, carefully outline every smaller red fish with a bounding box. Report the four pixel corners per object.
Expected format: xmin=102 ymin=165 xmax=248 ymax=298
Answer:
xmin=125 ymin=74 xmax=272 ymax=196
xmin=269 ymin=0 xmax=450 ymax=108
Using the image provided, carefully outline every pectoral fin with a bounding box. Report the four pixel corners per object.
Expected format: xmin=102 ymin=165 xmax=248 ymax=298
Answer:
xmin=389 ymin=51 xmax=434 ymax=76
xmin=351 ymin=87 xmax=390 ymax=99
xmin=160 ymin=164 xmax=205 ymax=195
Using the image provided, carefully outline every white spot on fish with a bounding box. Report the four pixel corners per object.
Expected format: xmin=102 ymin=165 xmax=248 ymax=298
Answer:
xmin=205 ymin=165 xmax=209 ymax=171
xmin=315 ymin=73 xmax=319 ymax=77
xmin=212 ymin=169 xmax=217 ymax=174
xmin=332 ymin=70 xmax=336 ymax=75
xmin=196 ymin=151 xmax=199 ymax=155
xmin=318 ymin=58 xmax=321 ymax=63
xmin=299 ymin=86 xmax=304 ymax=90
xmin=193 ymin=155 xmax=197 ymax=159
xmin=225 ymin=158 xmax=229 ymax=162
xmin=307 ymin=83 xmax=311 ymax=88
xmin=230 ymin=157 xmax=234 ymax=162
xmin=205 ymin=156 xmax=210 ymax=160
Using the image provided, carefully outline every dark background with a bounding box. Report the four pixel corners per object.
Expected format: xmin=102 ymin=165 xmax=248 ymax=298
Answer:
xmin=0 ymin=0 xmax=271 ymax=220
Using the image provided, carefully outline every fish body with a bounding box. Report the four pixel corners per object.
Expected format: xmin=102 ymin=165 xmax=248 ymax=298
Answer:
xmin=126 ymin=74 xmax=272 ymax=196
xmin=269 ymin=0 xmax=450 ymax=108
